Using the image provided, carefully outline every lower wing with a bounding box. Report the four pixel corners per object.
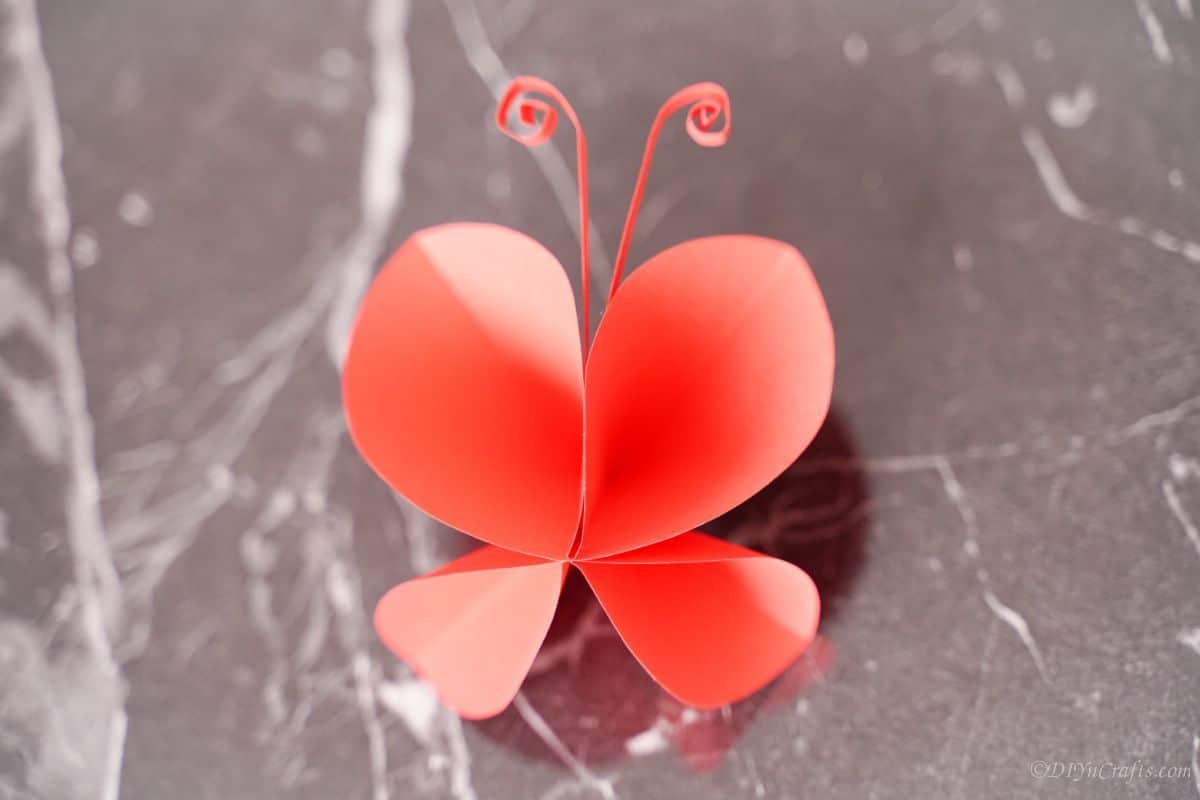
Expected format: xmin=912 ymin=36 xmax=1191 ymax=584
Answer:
xmin=578 ymin=532 xmax=820 ymax=708
xmin=374 ymin=546 xmax=566 ymax=719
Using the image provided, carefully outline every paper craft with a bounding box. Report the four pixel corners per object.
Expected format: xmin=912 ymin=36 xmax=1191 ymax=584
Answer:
xmin=343 ymin=76 xmax=835 ymax=719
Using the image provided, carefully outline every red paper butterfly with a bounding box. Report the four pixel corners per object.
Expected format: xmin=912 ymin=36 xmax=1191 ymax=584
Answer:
xmin=343 ymin=76 xmax=834 ymax=719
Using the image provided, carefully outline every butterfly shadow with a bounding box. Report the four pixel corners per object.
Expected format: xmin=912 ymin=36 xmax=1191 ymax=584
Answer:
xmin=472 ymin=407 xmax=868 ymax=771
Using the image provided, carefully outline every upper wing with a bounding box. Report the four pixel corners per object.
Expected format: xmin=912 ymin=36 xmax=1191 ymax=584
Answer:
xmin=577 ymin=532 xmax=820 ymax=708
xmin=343 ymin=223 xmax=584 ymax=559
xmin=374 ymin=546 xmax=566 ymax=719
xmin=579 ymin=236 xmax=834 ymax=559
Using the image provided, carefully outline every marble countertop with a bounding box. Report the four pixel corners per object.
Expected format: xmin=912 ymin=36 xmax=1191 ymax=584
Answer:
xmin=2 ymin=0 xmax=1199 ymax=797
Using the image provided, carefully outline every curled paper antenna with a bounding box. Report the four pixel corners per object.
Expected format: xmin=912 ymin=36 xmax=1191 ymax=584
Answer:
xmin=497 ymin=76 xmax=593 ymax=355
xmin=608 ymin=83 xmax=731 ymax=299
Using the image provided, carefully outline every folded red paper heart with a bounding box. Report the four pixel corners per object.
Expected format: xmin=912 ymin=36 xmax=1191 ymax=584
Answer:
xmin=342 ymin=77 xmax=834 ymax=719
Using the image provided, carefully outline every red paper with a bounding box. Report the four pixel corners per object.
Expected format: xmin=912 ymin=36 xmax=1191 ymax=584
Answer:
xmin=581 ymin=533 xmax=820 ymax=709
xmin=581 ymin=235 xmax=834 ymax=559
xmin=343 ymin=223 xmax=583 ymax=559
xmin=342 ymin=76 xmax=834 ymax=719
xmin=374 ymin=547 xmax=567 ymax=719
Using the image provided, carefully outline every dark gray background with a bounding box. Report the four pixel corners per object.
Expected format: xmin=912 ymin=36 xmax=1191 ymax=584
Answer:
xmin=1 ymin=0 xmax=1199 ymax=798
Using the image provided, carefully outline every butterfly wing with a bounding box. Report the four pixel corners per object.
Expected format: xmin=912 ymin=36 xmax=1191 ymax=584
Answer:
xmin=343 ymin=223 xmax=583 ymax=559
xmin=578 ymin=532 xmax=820 ymax=708
xmin=375 ymin=546 xmax=567 ymax=719
xmin=579 ymin=235 xmax=834 ymax=558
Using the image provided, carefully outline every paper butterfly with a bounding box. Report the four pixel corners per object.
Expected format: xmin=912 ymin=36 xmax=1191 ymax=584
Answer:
xmin=342 ymin=76 xmax=835 ymax=719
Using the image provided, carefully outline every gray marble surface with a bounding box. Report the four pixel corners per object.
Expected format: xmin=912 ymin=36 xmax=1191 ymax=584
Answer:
xmin=2 ymin=0 xmax=1199 ymax=797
